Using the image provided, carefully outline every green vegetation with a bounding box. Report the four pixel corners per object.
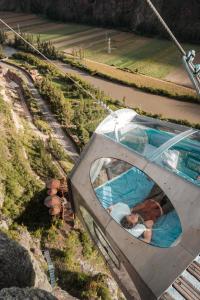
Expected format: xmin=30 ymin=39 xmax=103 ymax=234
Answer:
xmin=0 ymin=45 xmax=5 ymax=59
xmin=12 ymin=31 xmax=61 ymax=59
xmin=11 ymin=52 xmax=200 ymax=138
xmin=37 ymin=36 xmax=61 ymax=59
xmin=24 ymin=135 xmax=61 ymax=180
xmin=12 ymin=52 xmax=108 ymax=148
xmin=0 ymin=29 xmax=8 ymax=45
xmin=0 ymin=97 xmax=43 ymax=219
xmin=63 ymin=56 xmax=199 ymax=104
xmin=48 ymin=138 xmax=74 ymax=174
xmin=48 ymin=138 xmax=70 ymax=161
xmin=80 ymin=229 xmax=95 ymax=259
xmin=21 ymin=84 xmax=52 ymax=134
xmin=0 ymin=56 xmax=114 ymax=299
xmin=4 ymin=12 xmax=199 ymax=101
xmin=48 ymin=228 xmax=111 ymax=299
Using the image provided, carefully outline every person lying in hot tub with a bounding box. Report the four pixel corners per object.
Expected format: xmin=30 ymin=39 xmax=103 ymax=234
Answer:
xmin=108 ymin=185 xmax=174 ymax=243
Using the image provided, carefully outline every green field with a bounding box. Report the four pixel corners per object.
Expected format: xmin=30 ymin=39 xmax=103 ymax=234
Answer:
xmin=1 ymin=11 xmax=200 ymax=81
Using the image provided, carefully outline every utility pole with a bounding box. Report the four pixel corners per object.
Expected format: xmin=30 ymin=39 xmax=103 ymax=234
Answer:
xmin=108 ymin=37 xmax=111 ymax=54
xmin=17 ymin=24 xmax=20 ymax=33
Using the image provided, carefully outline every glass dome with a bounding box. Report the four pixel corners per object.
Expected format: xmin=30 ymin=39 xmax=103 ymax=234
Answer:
xmin=96 ymin=109 xmax=200 ymax=186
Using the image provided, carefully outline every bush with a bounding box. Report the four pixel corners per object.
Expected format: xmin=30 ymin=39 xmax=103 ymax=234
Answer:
xmin=12 ymin=52 xmax=57 ymax=75
xmin=0 ymin=29 xmax=8 ymax=45
xmin=80 ymin=230 xmax=94 ymax=259
xmin=34 ymin=119 xmax=52 ymax=134
xmin=24 ymin=137 xmax=61 ymax=179
xmin=0 ymin=97 xmax=43 ymax=219
xmin=0 ymin=45 xmax=5 ymax=59
xmin=12 ymin=32 xmax=61 ymax=60
xmin=48 ymin=138 xmax=73 ymax=162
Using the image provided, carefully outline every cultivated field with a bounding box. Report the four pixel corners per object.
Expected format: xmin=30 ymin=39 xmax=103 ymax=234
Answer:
xmin=1 ymin=11 xmax=200 ymax=86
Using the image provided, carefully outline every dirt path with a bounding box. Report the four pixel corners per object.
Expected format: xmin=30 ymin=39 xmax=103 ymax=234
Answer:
xmin=0 ymin=61 xmax=79 ymax=163
xmin=55 ymin=61 xmax=200 ymax=124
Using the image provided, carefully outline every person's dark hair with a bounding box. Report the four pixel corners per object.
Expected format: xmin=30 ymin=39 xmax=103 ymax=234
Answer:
xmin=120 ymin=215 xmax=134 ymax=229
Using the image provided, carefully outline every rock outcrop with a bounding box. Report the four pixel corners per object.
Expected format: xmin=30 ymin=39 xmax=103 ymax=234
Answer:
xmin=0 ymin=230 xmax=52 ymax=292
xmin=18 ymin=229 xmax=52 ymax=292
xmin=0 ymin=287 xmax=57 ymax=300
xmin=0 ymin=0 xmax=199 ymax=42
xmin=0 ymin=231 xmax=35 ymax=290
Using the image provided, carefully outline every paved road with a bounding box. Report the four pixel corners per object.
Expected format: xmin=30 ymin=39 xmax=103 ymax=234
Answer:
xmin=55 ymin=61 xmax=200 ymax=124
xmin=1 ymin=61 xmax=79 ymax=163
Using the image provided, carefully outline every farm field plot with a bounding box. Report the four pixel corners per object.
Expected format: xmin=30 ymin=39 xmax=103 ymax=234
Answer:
xmin=1 ymin=12 xmax=200 ymax=83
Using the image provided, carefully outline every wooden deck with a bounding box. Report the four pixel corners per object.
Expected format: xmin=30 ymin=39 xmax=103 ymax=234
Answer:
xmin=162 ymin=255 xmax=200 ymax=300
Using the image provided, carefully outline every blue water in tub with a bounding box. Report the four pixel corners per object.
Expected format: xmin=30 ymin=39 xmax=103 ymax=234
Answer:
xmin=95 ymin=167 xmax=182 ymax=248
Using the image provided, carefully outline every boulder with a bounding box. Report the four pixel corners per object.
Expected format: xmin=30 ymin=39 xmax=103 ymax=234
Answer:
xmin=0 ymin=287 xmax=57 ymax=300
xmin=0 ymin=232 xmax=35 ymax=290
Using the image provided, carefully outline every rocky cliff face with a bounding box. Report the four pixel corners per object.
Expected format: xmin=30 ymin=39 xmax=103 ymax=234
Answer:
xmin=0 ymin=0 xmax=199 ymax=42
xmin=0 ymin=287 xmax=57 ymax=300
xmin=0 ymin=231 xmax=35 ymax=290
xmin=0 ymin=229 xmax=53 ymax=290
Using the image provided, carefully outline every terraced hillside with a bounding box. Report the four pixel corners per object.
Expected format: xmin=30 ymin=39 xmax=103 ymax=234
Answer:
xmin=1 ymin=11 xmax=200 ymax=84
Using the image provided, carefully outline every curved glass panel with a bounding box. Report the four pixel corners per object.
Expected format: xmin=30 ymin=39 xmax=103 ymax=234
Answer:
xmin=155 ymin=132 xmax=200 ymax=186
xmin=90 ymin=158 xmax=182 ymax=248
xmin=105 ymin=120 xmax=186 ymax=159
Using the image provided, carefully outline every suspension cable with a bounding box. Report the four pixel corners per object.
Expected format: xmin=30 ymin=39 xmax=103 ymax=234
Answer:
xmin=0 ymin=17 xmax=113 ymax=114
xmin=146 ymin=0 xmax=186 ymax=56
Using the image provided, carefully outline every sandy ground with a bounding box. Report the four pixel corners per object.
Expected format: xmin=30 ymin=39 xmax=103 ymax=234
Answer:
xmin=55 ymin=61 xmax=200 ymax=124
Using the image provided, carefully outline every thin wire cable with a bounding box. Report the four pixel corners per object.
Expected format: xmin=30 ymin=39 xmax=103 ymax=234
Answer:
xmin=0 ymin=17 xmax=113 ymax=114
xmin=146 ymin=0 xmax=186 ymax=56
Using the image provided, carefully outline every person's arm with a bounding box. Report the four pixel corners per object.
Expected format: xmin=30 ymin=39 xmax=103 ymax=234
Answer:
xmin=106 ymin=205 xmax=114 ymax=213
xmin=140 ymin=228 xmax=152 ymax=243
xmin=140 ymin=220 xmax=153 ymax=243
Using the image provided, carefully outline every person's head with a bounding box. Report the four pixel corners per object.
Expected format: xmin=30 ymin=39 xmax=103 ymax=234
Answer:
xmin=120 ymin=213 xmax=139 ymax=229
xmin=197 ymin=175 xmax=200 ymax=181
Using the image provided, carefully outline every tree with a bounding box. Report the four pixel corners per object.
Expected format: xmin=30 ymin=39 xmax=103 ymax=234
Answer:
xmin=0 ymin=29 xmax=8 ymax=45
xmin=0 ymin=45 xmax=5 ymax=59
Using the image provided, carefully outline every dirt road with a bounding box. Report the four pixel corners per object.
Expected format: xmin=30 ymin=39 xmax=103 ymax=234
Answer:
xmin=55 ymin=61 xmax=200 ymax=124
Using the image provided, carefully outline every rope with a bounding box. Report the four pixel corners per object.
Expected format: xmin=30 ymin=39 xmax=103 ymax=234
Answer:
xmin=0 ymin=17 xmax=113 ymax=114
xmin=146 ymin=0 xmax=186 ymax=56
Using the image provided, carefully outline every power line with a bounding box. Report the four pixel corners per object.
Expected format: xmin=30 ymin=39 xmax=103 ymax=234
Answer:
xmin=0 ymin=17 xmax=113 ymax=114
xmin=145 ymin=0 xmax=186 ymax=56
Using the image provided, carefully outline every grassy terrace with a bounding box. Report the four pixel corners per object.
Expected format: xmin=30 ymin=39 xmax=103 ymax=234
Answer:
xmin=2 ymin=11 xmax=200 ymax=98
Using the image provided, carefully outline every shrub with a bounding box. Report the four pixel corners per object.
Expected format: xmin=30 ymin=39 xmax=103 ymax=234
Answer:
xmin=48 ymin=138 xmax=73 ymax=162
xmin=80 ymin=230 xmax=94 ymax=259
xmin=34 ymin=119 xmax=52 ymax=134
xmin=0 ymin=29 xmax=8 ymax=45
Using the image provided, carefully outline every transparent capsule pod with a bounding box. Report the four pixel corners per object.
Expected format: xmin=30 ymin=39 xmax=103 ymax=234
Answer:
xmin=69 ymin=109 xmax=200 ymax=300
